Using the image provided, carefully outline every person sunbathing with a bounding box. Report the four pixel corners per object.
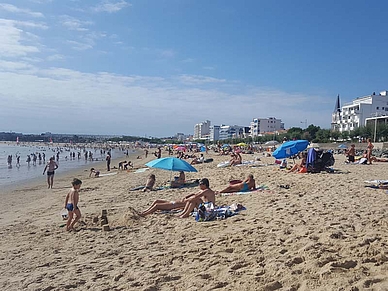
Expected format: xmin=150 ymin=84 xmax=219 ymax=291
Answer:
xmin=170 ymin=171 xmax=185 ymax=188
xmin=218 ymin=174 xmax=256 ymax=193
xmin=288 ymin=153 xmax=307 ymax=173
xmin=191 ymin=154 xmax=205 ymax=165
xmin=370 ymin=156 xmax=388 ymax=162
xmin=142 ymin=174 xmax=156 ymax=192
xmin=140 ymin=178 xmax=215 ymax=217
xmin=229 ymin=152 xmax=242 ymax=166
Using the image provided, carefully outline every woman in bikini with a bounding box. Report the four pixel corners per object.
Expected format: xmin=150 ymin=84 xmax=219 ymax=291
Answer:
xmin=288 ymin=152 xmax=307 ymax=173
xmin=218 ymin=174 xmax=255 ymax=193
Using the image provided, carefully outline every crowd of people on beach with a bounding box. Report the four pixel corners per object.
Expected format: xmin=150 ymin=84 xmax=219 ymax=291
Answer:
xmin=56 ymin=138 xmax=388 ymax=231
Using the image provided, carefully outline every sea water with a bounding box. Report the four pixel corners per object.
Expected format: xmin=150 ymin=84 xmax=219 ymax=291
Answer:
xmin=0 ymin=143 xmax=129 ymax=190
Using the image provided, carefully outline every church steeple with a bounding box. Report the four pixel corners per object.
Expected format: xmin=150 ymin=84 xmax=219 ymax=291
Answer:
xmin=331 ymin=94 xmax=341 ymax=131
xmin=334 ymin=94 xmax=341 ymax=113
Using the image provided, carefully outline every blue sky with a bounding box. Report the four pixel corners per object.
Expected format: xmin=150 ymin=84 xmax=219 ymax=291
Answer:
xmin=1 ymin=0 xmax=388 ymax=137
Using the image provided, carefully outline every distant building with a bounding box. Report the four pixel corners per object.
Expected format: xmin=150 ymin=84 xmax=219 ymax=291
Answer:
xmin=331 ymin=91 xmax=388 ymax=132
xmin=209 ymin=125 xmax=220 ymax=142
xmin=219 ymin=125 xmax=245 ymax=140
xmin=193 ymin=120 xmax=211 ymax=139
xmin=175 ymin=133 xmax=186 ymax=141
xmin=250 ymin=117 xmax=284 ymax=137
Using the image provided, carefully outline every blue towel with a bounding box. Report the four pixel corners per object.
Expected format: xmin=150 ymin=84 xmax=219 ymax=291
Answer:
xmin=306 ymin=148 xmax=316 ymax=168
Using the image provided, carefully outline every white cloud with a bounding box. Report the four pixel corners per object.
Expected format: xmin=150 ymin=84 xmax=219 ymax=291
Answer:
xmin=177 ymin=74 xmax=226 ymax=85
xmin=46 ymin=54 xmax=65 ymax=61
xmin=29 ymin=0 xmax=53 ymax=3
xmin=0 ymin=18 xmax=48 ymax=29
xmin=0 ymin=20 xmax=42 ymax=57
xmin=66 ymin=40 xmax=93 ymax=51
xmin=0 ymin=3 xmax=44 ymax=18
xmin=0 ymin=60 xmax=34 ymax=71
xmin=59 ymin=15 xmax=93 ymax=31
xmin=0 ymin=66 xmax=332 ymax=135
xmin=92 ymin=0 xmax=130 ymax=13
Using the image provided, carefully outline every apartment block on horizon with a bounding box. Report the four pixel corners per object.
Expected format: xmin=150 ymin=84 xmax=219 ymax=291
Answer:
xmin=250 ymin=117 xmax=284 ymax=137
xmin=331 ymin=91 xmax=388 ymax=132
xmin=193 ymin=120 xmax=211 ymax=140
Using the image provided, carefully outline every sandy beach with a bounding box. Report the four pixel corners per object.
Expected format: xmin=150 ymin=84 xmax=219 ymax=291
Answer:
xmin=1 ymin=149 xmax=388 ymax=290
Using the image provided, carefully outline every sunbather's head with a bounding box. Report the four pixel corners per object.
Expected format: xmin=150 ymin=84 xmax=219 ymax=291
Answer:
xmin=199 ymin=178 xmax=209 ymax=188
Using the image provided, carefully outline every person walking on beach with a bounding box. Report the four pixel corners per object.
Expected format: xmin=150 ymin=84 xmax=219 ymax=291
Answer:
xmin=64 ymin=178 xmax=82 ymax=231
xmin=366 ymin=138 xmax=374 ymax=165
xmin=43 ymin=157 xmax=59 ymax=189
xmin=106 ymin=152 xmax=111 ymax=171
xmin=346 ymin=144 xmax=356 ymax=163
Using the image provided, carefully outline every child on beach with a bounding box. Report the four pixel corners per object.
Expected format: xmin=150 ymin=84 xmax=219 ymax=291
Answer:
xmin=64 ymin=178 xmax=82 ymax=231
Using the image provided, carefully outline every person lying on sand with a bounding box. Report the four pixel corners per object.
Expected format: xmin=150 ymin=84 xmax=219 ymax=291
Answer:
xmin=139 ymin=178 xmax=215 ymax=218
xmin=89 ymin=168 xmax=100 ymax=177
xmin=218 ymin=174 xmax=255 ymax=193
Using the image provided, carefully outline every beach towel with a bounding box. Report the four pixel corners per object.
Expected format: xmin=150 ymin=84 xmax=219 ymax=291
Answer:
xmin=364 ymin=180 xmax=388 ymax=185
xmin=306 ymin=148 xmax=316 ymax=170
xmin=99 ymin=172 xmax=118 ymax=177
xmin=217 ymin=161 xmax=230 ymax=168
xmin=135 ymin=168 xmax=149 ymax=173
xmin=220 ymin=185 xmax=271 ymax=196
xmin=129 ymin=185 xmax=164 ymax=191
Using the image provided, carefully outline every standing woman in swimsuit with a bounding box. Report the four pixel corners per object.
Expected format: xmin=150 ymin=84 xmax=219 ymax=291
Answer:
xmin=43 ymin=157 xmax=59 ymax=188
xmin=366 ymin=138 xmax=374 ymax=165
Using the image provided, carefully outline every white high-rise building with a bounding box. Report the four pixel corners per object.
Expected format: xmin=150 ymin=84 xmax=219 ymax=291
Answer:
xmin=209 ymin=125 xmax=220 ymax=142
xmin=193 ymin=120 xmax=211 ymax=139
xmin=250 ymin=117 xmax=284 ymax=137
xmin=331 ymin=91 xmax=388 ymax=132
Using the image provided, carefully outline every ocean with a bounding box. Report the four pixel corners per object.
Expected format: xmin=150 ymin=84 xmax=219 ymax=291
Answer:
xmin=0 ymin=143 xmax=130 ymax=190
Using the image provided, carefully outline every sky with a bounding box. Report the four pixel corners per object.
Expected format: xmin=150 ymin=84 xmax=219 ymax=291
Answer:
xmin=2 ymin=0 xmax=388 ymax=137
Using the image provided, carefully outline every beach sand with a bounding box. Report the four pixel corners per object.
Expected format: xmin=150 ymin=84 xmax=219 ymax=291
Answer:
xmin=1 ymin=150 xmax=388 ymax=290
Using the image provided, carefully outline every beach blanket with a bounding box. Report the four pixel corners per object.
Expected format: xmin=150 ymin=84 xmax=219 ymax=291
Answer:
xmin=194 ymin=203 xmax=246 ymax=222
xmin=99 ymin=172 xmax=117 ymax=177
xmin=364 ymin=180 xmax=388 ymax=185
xmin=129 ymin=185 xmax=164 ymax=191
xmin=134 ymin=168 xmax=149 ymax=173
xmin=220 ymin=185 xmax=271 ymax=196
xmin=235 ymin=160 xmax=266 ymax=167
xmin=217 ymin=161 xmax=230 ymax=168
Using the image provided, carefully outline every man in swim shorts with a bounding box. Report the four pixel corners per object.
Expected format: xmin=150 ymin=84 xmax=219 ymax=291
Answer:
xmin=43 ymin=157 xmax=59 ymax=189
xmin=140 ymin=178 xmax=215 ymax=217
